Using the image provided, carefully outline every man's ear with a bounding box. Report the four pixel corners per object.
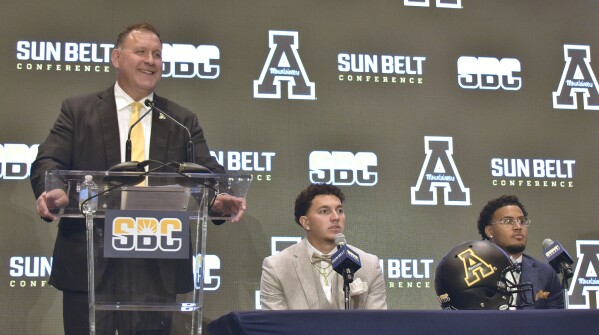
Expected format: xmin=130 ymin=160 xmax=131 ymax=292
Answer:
xmin=485 ymin=225 xmax=493 ymax=239
xmin=300 ymin=216 xmax=309 ymax=231
xmin=111 ymin=48 xmax=120 ymax=69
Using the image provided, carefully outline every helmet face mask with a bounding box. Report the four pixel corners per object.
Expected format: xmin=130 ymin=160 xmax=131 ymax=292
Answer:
xmin=499 ymin=263 xmax=535 ymax=308
xmin=434 ymin=240 xmax=534 ymax=310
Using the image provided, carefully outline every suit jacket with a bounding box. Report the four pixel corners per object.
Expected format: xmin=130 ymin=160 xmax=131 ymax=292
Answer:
xmin=260 ymin=238 xmax=387 ymax=310
xmin=519 ymin=254 xmax=564 ymax=309
xmin=30 ymin=86 xmax=225 ymax=292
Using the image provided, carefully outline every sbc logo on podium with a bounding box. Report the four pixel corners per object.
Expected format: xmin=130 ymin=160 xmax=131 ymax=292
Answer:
xmin=104 ymin=209 xmax=189 ymax=259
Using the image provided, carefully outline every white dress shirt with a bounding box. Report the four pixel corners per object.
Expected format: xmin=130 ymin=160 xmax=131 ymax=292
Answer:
xmin=114 ymin=82 xmax=153 ymax=163
xmin=306 ymin=241 xmax=336 ymax=303
xmin=507 ymin=255 xmax=522 ymax=310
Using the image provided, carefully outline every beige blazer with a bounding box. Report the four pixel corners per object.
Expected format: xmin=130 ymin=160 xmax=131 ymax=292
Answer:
xmin=260 ymin=238 xmax=387 ymax=310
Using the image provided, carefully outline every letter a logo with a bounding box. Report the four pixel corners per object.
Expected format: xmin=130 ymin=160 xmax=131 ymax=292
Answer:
xmin=553 ymin=45 xmax=599 ymax=110
xmin=568 ymin=240 xmax=599 ymax=309
xmin=253 ymin=31 xmax=315 ymax=100
xmin=458 ymin=249 xmax=495 ymax=286
xmin=411 ymin=136 xmax=470 ymax=206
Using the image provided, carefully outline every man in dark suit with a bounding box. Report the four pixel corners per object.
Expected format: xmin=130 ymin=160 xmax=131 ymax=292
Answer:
xmin=30 ymin=23 xmax=246 ymax=334
xmin=477 ymin=195 xmax=563 ymax=309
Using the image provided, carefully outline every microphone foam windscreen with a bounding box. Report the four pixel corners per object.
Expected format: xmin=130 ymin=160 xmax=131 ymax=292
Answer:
xmin=334 ymin=233 xmax=346 ymax=246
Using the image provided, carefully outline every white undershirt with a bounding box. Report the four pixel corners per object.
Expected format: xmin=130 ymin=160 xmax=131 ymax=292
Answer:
xmin=507 ymin=255 xmax=522 ymax=310
xmin=114 ymin=82 xmax=154 ymax=163
xmin=306 ymin=241 xmax=336 ymax=303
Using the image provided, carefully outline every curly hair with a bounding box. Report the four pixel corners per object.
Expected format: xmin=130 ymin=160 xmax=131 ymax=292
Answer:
xmin=294 ymin=184 xmax=345 ymax=226
xmin=477 ymin=195 xmax=528 ymax=240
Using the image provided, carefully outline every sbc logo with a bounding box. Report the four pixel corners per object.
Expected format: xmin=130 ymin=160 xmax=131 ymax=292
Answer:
xmin=457 ymin=57 xmax=522 ymax=91
xmin=271 ymin=236 xmax=301 ymax=256
xmin=309 ymin=151 xmax=378 ymax=186
xmin=112 ymin=217 xmax=183 ymax=252
xmin=193 ymin=254 xmax=222 ymax=291
xmin=404 ymin=0 xmax=462 ymax=9
xmin=162 ymin=44 xmax=220 ymax=79
xmin=0 ymin=143 xmax=38 ymax=180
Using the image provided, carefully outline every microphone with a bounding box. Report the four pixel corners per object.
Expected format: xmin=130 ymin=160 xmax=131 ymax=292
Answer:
xmin=108 ymin=103 xmax=153 ymax=172
xmin=105 ymin=160 xmax=151 ymax=185
xmin=542 ymin=238 xmax=574 ymax=279
xmin=331 ymin=233 xmax=362 ymax=284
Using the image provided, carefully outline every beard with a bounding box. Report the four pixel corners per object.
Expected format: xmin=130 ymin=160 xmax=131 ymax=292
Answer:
xmin=505 ymin=243 xmax=526 ymax=255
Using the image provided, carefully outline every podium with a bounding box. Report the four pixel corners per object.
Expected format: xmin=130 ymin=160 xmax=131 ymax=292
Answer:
xmin=45 ymin=170 xmax=251 ymax=335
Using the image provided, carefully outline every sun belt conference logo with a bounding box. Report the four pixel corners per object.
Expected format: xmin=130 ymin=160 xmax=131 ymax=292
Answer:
xmin=568 ymin=240 xmax=599 ymax=309
xmin=553 ymin=45 xmax=599 ymax=110
xmin=411 ymin=136 xmax=470 ymax=206
xmin=337 ymin=53 xmax=426 ymax=85
xmin=253 ymin=31 xmax=315 ymax=100
xmin=382 ymin=257 xmax=434 ymax=290
xmin=16 ymin=41 xmax=220 ymax=79
xmin=9 ymin=256 xmax=52 ymax=288
xmin=211 ymin=150 xmax=276 ymax=182
xmin=491 ymin=158 xmax=575 ymax=189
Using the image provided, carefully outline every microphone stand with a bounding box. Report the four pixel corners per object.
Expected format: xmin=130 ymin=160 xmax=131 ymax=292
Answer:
xmin=342 ymin=268 xmax=353 ymax=310
xmin=144 ymin=99 xmax=210 ymax=173
xmin=560 ymin=264 xmax=573 ymax=309
xmin=561 ymin=275 xmax=570 ymax=309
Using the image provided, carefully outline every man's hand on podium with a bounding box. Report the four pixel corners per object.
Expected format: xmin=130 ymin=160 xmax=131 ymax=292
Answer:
xmin=37 ymin=189 xmax=69 ymax=222
xmin=212 ymin=193 xmax=247 ymax=222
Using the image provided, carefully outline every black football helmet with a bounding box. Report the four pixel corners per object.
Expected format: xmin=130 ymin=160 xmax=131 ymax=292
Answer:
xmin=434 ymin=240 xmax=534 ymax=310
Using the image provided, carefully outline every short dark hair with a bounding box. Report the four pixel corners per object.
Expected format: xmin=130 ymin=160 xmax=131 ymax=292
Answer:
xmin=477 ymin=195 xmax=528 ymax=240
xmin=294 ymin=184 xmax=345 ymax=226
xmin=115 ymin=23 xmax=162 ymax=48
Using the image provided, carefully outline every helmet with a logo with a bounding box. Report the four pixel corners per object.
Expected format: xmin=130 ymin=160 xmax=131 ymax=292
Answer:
xmin=434 ymin=240 xmax=534 ymax=310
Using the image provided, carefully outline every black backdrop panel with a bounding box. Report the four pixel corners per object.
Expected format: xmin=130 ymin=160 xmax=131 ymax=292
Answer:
xmin=2 ymin=1 xmax=599 ymax=333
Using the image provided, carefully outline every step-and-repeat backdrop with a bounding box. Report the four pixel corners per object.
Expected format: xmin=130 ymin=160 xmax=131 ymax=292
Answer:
xmin=2 ymin=0 xmax=599 ymax=333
